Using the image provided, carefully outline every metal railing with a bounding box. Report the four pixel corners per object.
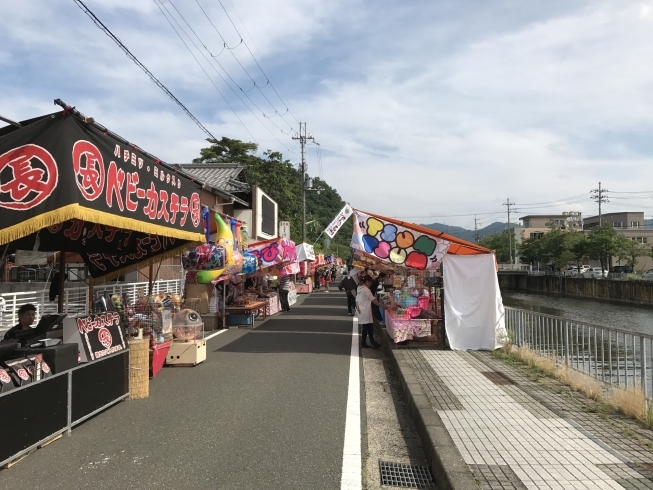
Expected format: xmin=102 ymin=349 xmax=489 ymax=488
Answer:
xmin=498 ymin=264 xmax=529 ymax=271
xmin=0 ymin=279 xmax=182 ymax=328
xmin=505 ymin=306 xmax=653 ymax=400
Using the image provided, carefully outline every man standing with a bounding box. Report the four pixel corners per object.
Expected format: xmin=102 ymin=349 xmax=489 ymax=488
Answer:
xmin=338 ymin=270 xmax=358 ymax=316
xmin=279 ymin=274 xmax=291 ymax=312
xmin=356 ymin=275 xmax=388 ymax=348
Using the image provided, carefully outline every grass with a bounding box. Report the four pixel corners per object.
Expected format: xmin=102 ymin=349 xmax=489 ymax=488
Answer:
xmin=494 ymin=342 xmax=653 ymax=429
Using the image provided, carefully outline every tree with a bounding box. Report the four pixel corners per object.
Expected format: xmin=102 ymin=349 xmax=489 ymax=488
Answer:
xmin=518 ymin=235 xmax=545 ymax=266
xmin=479 ymin=230 xmax=514 ymax=263
xmin=615 ymin=235 xmax=644 ymax=269
xmin=568 ymin=232 xmax=589 ymax=270
xmin=538 ymin=228 xmax=577 ymax=270
xmin=192 ymin=137 xmax=259 ymax=164
xmin=586 ymin=224 xmax=620 ymax=271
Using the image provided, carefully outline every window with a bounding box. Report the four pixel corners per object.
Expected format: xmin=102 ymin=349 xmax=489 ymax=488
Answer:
xmin=261 ymin=194 xmax=275 ymax=236
xmin=632 ymin=237 xmax=648 ymax=243
xmin=631 ymin=221 xmax=640 ymax=228
xmin=530 ymin=232 xmax=544 ymax=239
xmin=612 ymin=222 xmax=623 ymax=228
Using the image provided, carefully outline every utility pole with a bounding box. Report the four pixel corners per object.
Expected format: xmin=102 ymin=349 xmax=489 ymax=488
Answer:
xmin=503 ymin=198 xmax=515 ymax=264
xmin=590 ymin=182 xmax=609 ymax=226
xmin=292 ymin=123 xmax=314 ymax=243
xmin=474 ymin=215 xmax=480 ymax=243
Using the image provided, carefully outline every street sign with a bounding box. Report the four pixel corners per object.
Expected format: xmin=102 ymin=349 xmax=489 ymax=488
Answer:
xmin=279 ymin=221 xmax=290 ymax=239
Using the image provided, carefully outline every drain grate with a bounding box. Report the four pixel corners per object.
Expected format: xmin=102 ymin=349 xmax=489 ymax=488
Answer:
xmin=379 ymin=461 xmax=435 ymax=488
xmin=481 ymin=371 xmax=515 ymax=385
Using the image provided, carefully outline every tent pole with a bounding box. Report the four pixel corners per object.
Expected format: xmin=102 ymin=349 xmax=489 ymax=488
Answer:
xmin=222 ymin=282 xmax=226 ymax=330
xmin=148 ymin=263 xmax=153 ymax=296
xmin=88 ymin=277 xmax=94 ymax=314
xmin=58 ymin=251 xmax=65 ymax=313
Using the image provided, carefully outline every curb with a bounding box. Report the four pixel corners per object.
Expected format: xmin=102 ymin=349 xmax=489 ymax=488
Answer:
xmin=382 ymin=333 xmax=480 ymax=490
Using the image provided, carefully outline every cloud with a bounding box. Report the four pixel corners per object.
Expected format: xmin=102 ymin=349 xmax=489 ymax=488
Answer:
xmin=2 ymin=0 xmax=653 ymax=228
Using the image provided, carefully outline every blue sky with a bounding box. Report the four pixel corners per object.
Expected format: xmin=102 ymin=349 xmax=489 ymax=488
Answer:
xmin=2 ymin=0 xmax=653 ymax=229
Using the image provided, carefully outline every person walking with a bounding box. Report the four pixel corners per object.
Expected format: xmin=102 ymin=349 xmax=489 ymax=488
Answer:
xmin=370 ymin=272 xmax=387 ymax=326
xmin=356 ymin=275 xmax=387 ymax=348
xmin=338 ymin=271 xmax=358 ymax=316
xmin=330 ymin=267 xmax=337 ymax=284
xmin=323 ymin=269 xmax=330 ymax=293
xmin=279 ymin=274 xmax=291 ymax=312
xmin=313 ymin=269 xmax=321 ymax=291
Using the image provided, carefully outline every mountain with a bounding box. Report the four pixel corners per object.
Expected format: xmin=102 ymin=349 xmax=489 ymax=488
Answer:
xmin=420 ymin=221 xmax=507 ymax=242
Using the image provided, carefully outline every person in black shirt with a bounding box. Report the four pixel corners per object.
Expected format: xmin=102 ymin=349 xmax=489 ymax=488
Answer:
xmin=4 ymin=303 xmax=37 ymax=340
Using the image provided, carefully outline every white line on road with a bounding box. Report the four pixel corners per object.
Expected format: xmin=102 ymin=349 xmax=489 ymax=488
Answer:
xmin=204 ymin=329 xmax=229 ymax=341
xmin=340 ymin=317 xmax=362 ymax=490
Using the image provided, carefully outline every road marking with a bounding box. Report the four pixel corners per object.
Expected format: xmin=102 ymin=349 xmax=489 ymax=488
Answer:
xmin=340 ymin=317 xmax=362 ymax=490
xmin=204 ymin=329 xmax=229 ymax=341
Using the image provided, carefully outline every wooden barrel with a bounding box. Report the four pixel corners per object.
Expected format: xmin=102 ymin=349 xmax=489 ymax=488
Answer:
xmin=128 ymin=339 xmax=150 ymax=400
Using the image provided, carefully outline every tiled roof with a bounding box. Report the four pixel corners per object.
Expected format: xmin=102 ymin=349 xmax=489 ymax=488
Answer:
xmin=171 ymin=163 xmax=250 ymax=194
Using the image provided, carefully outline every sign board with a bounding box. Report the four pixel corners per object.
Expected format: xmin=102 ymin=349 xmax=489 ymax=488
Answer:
xmin=63 ymin=313 xmax=126 ymax=363
xmin=325 ymin=204 xmax=353 ymax=238
xmin=295 ymin=242 xmax=316 ymax=262
xmin=279 ymin=221 xmax=290 ymax=239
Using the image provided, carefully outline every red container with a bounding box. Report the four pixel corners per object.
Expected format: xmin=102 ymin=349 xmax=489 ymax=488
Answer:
xmin=150 ymin=340 xmax=172 ymax=378
xmin=417 ymin=296 xmax=430 ymax=309
xmin=407 ymin=307 xmax=422 ymax=319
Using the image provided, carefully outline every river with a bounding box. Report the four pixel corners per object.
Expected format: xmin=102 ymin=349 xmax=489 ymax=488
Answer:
xmin=501 ymin=290 xmax=653 ymax=336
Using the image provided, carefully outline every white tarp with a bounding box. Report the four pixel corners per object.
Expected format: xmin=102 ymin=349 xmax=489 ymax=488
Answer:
xmin=443 ymin=253 xmax=506 ymax=350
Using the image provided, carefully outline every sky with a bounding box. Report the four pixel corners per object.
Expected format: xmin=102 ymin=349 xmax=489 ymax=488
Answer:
xmin=2 ymin=0 xmax=653 ymax=230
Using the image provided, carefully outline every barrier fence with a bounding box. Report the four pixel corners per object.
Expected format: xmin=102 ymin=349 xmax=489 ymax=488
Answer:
xmin=0 ymin=279 xmax=182 ymax=329
xmin=505 ymin=306 xmax=653 ymax=400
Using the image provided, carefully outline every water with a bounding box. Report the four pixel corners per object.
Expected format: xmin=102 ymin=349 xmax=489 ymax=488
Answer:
xmin=502 ymin=290 xmax=653 ymax=336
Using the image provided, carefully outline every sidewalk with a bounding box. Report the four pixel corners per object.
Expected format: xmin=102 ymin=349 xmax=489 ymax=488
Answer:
xmin=391 ymin=346 xmax=653 ymax=490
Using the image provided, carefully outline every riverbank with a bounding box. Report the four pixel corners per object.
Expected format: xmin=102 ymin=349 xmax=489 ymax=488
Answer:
xmin=499 ymin=273 xmax=653 ymax=306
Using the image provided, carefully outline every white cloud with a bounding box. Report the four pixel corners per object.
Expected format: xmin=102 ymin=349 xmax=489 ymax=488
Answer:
xmin=2 ymin=0 xmax=653 ymax=229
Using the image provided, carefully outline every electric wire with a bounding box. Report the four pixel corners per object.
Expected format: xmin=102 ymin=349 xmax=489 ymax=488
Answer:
xmin=72 ymin=0 xmax=217 ymax=140
xmin=163 ymin=0 xmax=296 ymax=142
xmin=223 ymin=0 xmax=300 ymax=124
xmin=156 ymin=0 xmax=297 ymax=154
xmin=193 ymin=0 xmax=296 ymax=131
xmin=151 ymin=0 xmax=259 ymax=144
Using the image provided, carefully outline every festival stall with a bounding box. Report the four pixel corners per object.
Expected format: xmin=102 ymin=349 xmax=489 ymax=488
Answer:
xmin=351 ymin=210 xmax=506 ymax=350
xmin=0 ymin=102 xmax=205 ymax=466
xmin=295 ymin=242 xmax=315 ymax=293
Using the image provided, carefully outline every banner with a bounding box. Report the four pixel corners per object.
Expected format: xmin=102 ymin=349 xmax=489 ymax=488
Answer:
xmin=351 ymin=210 xmax=450 ymax=270
xmin=0 ymin=111 xmax=205 ymax=280
xmin=248 ymin=238 xmax=297 ymax=269
xmin=325 ymin=203 xmax=353 ymax=238
xmin=74 ymin=312 xmax=127 ymax=362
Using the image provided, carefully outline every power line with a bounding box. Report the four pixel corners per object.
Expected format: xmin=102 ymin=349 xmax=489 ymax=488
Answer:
xmin=193 ymin=0 xmax=296 ymax=131
xmin=72 ymin=0 xmax=217 ymax=140
xmin=221 ymin=0 xmax=300 ymax=125
xmin=160 ymin=0 xmax=297 ymax=148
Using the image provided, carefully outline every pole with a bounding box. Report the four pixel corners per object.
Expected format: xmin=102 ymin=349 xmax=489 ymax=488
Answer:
xmin=591 ymin=181 xmax=609 ymax=227
xmin=58 ymin=251 xmax=65 ymax=313
xmin=503 ymin=198 xmax=515 ymax=264
xmin=148 ymin=263 xmax=153 ymax=296
xmin=474 ymin=215 xmax=479 ymax=243
xmin=599 ymin=181 xmax=602 ymax=226
xmin=292 ymin=122 xmax=315 ymax=245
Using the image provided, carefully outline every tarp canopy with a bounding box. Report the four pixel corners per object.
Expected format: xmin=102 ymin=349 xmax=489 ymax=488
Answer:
xmin=248 ymin=237 xmax=297 ymax=269
xmin=351 ymin=210 xmax=491 ymax=270
xmin=0 ymin=109 xmax=205 ymax=281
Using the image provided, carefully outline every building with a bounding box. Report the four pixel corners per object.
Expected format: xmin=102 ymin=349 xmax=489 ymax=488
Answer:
xmin=518 ymin=212 xmax=583 ymax=240
xmin=583 ymin=212 xmax=646 ymax=231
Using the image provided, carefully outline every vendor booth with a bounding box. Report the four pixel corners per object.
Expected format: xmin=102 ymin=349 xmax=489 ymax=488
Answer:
xmin=295 ymin=242 xmax=315 ymax=294
xmin=351 ymin=210 xmax=506 ymax=350
xmin=0 ymin=102 xmax=205 ymax=466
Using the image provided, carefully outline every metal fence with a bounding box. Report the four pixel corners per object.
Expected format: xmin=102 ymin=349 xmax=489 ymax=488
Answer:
xmin=0 ymin=279 xmax=182 ymax=328
xmin=505 ymin=306 xmax=653 ymax=400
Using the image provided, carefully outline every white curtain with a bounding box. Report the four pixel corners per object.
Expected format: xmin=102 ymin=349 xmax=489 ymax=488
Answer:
xmin=442 ymin=253 xmax=506 ymax=350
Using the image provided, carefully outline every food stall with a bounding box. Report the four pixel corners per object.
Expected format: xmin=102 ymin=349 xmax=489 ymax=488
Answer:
xmin=350 ymin=210 xmax=506 ymax=350
xmin=0 ymin=101 xmax=205 ymax=466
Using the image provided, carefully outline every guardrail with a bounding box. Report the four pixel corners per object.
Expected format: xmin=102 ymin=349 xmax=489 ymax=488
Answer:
xmin=0 ymin=279 xmax=182 ymax=328
xmin=497 ymin=264 xmax=529 ymax=271
xmin=505 ymin=307 xmax=653 ymax=400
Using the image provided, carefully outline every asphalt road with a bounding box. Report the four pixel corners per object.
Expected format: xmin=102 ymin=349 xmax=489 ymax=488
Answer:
xmin=0 ymin=291 xmax=355 ymax=490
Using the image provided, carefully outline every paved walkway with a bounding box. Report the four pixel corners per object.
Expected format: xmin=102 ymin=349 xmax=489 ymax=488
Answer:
xmin=0 ymin=292 xmax=357 ymax=490
xmin=403 ymin=349 xmax=653 ymax=490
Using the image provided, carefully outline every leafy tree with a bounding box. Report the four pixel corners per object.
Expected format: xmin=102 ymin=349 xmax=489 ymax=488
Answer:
xmin=568 ymin=232 xmax=589 ymax=270
xmin=518 ymin=235 xmax=545 ymax=266
xmin=479 ymin=230 xmax=514 ymax=262
xmin=586 ymin=224 xmax=620 ymax=271
xmin=538 ymin=228 xmax=576 ymax=270
xmin=193 ymin=138 xmax=353 ymax=257
xmin=615 ymin=235 xmax=644 ymax=269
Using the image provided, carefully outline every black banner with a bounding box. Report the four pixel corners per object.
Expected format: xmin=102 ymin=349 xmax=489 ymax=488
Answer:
xmin=0 ymin=111 xmax=205 ymax=279
xmin=74 ymin=312 xmax=127 ymax=362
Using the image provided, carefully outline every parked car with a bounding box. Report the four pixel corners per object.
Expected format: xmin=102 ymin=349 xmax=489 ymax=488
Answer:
xmin=642 ymin=269 xmax=653 ymax=280
xmin=564 ymin=266 xmax=589 ymax=277
xmin=582 ymin=267 xmax=608 ymax=279
xmin=610 ymin=265 xmax=634 ymax=274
